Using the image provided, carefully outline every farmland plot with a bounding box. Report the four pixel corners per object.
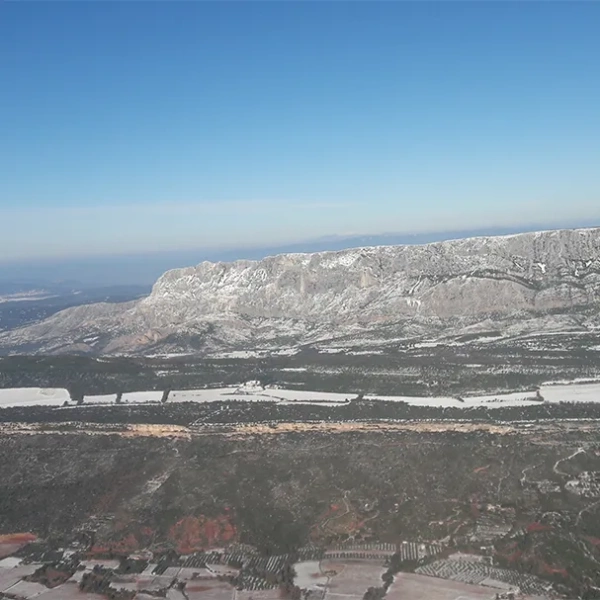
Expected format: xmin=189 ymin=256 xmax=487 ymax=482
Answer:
xmin=293 ymin=560 xmax=328 ymax=591
xmin=3 ymin=578 xmax=48 ymax=598
xmin=416 ymin=559 xmax=550 ymax=595
xmin=25 ymin=581 xmax=107 ymax=599
xmin=0 ymin=388 xmax=70 ymax=408
xmin=320 ymin=559 xmax=386 ymax=598
xmin=0 ymin=564 xmax=38 ymax=593
xmin=182 ymin=578 xmax=235 ymax=600
xmin=236 ymin=589 xmax=285 ymax=600
xmin=387 ymin=572 xmax=497 ymax=600
xmin=82 ymin=394 xmax=117 ymax=404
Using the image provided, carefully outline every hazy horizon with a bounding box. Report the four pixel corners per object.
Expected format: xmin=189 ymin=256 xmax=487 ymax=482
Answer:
xmin=1 ymin=220 xmax=598 ymax=287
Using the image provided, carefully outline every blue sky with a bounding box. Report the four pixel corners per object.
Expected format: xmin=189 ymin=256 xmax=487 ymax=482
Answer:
xmin=1 ymin=2 xmax=599 ymax=261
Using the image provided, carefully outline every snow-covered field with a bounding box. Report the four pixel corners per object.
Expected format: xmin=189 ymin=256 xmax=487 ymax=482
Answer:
xmin=80 ymin=392 xmax=163 ymax=405
xmin=82 ymin=394 xmax=117 ymax=405
xmin=170 ymin=386 xmax=351 ymax=406
xmin=1 ymin=382 xmax=599 ymax=409
xmin=0 ymin=388 xmax=70 ymax=408
xmin=367 ymin=383 xmax=600 ymax=408
xmin=364 ymin=390 xmax=547 ymax=409
xmin=209 ymin=347 xmax=300 ymax=359
xmin=121 ymin=391 xmax=163 ymax=403
xmin=541 ymin=382 xmax=600 ymax=404
xmin=293 ymin=560 xmax=328 ymax=590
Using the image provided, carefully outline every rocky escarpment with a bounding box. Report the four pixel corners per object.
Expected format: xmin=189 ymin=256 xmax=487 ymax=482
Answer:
xmin=2 ymin=228 xmax=600 ymax=355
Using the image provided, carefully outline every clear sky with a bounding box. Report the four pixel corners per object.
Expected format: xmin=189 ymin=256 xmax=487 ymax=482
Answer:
xmin=1 ymin=2 xmax=599 ymax=261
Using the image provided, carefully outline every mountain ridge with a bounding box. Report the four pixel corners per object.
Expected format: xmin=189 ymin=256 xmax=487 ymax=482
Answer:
xmin=2 ymin=227 xmax=600 ymax=356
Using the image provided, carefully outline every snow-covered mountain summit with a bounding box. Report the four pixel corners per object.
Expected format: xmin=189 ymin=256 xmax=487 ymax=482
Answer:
xmin=2 ymin=227 xmax=600 ymax=355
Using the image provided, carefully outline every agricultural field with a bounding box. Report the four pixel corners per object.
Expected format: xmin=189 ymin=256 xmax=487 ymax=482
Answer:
xmin=0 ymin=387 xmax=70 ymax=408
xmin=387 ymin=572 xmax=504 ymax=600
xmin=320 ymin=559 xmax=387 ymax=597
xmin=0 ymin=546 xmax=557 ymax=600
xmin=2 ymin=380 xmax=600 ymax=410
xmin=415 ymin=558 xmax=550 ymax=595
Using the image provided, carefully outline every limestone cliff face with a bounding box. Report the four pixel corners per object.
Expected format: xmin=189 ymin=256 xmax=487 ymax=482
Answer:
xmin=3 ymin=228 xmax=600 ymax=355
xmin=143 ymin=227 xmax=600 ymax=322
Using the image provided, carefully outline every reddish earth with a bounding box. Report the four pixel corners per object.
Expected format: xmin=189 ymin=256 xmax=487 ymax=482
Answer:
xmin=526 ymin=522 xmax=552 ymax=533
xmin=584 ymin=535 xmax=600 ymax=546
xmin=168 ymin=514 xmax=237 ymax=554
xmin=0 ymin=533 xmax=37 ymax=559
xmin=0 ymin=533 xmax=37 ymax=544
xmin=88 ymin=545 xmax=112 ymax=556
xmin=89 ymin=522 xmax=159 ymax=557
xmin=504 ymin=549 xmax=523 ymax=563
xmin=140 ymin=526 xmax=154 ymax=538
xmin=89 ymin=533 xmax=140 ymax=557
xmin=0 ymin=543 xmax=24 ymax=559
xmin=541 ymin=561 xmax=568 ymax=578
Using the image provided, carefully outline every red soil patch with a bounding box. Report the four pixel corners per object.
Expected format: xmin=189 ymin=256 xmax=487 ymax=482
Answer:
xmin=526 ymin=522 xmax=552 ymax=533
xmin=140 ymin=526 xmax=154 ymax=538
xmin=169 ymin=514 xmax=237 ymax=554
xmin=541 ymin=562 xmax=568 ymax=578
xmin=89 ymin=533 xmax=139 ymax=557
xmin=504 ymin=549 xmax=522 ymax=563
xmin=584 ymin=535 xmax=600 ymax=546
xmin=0 ymin=533 xmax=37 ymax=559
xmin=0 ymin=533 xmax=37 ymax=544
xmin=0 ymin=543 xmax=23 ymax=559
xmin=111 ymin=533 xmax=139 ymax=554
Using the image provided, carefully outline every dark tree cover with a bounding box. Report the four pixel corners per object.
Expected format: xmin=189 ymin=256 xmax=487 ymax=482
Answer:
xmin=363 ymin=586 xmax=386 ymax=600
xmin=80 ymin=567 xmax=135 ymax=599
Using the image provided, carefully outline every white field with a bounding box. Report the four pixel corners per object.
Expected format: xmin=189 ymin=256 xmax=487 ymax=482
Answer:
xmin=368 ymin=382 xmax=600 ymax=408
xmin=2 ymin=382 xmax=600 ymax=410
xmin=320 ymin=559 xmax=387 ymax=597
xmin=0 ymin=388 xmax=70 ymax=408
xmin=364 ymin=390 xmax=545 ymax=408
xmin=540 ymin=382 xmax=600 ymax=403
xmin=120 ymin=391 xmax=163 ymax=403
xmin=293 ymin=560 xmax=328 ymax=590
xmin=208 ymin=347 xmax=300 ymax=359
xmin=0 ymin=565 xmax=39 ymax=594
xmin=82 ymin=394 xmax=117 ymax=404
xmin=0 ymin=557 xmax=22 ymax=568
xmin=4 ymin=579 xmax=48 ymax=598
xmin=387 ymin=572 xmax=496 ymax=600
xmin=170 ymin=386 xmax=351 ymax=406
